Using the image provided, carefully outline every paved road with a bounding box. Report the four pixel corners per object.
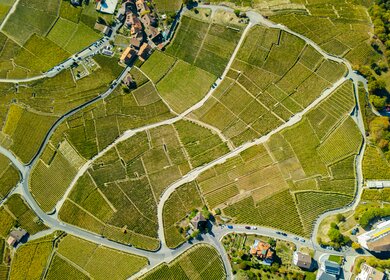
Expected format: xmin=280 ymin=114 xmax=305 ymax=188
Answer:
xmin=0 ymin=4 xmax=375 ymax=279
xmin=0 ymin=0 xmax=20 ymax=31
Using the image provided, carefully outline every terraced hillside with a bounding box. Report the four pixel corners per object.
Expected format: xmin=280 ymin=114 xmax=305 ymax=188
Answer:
xmin=190 ymin=25 xmax=347 ymax=146
xmin=165 ymin=80 xmax=363 ymax=244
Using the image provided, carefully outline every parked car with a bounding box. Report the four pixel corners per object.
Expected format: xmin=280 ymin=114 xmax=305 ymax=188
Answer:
xmin=245 ymin=226 xmax=251 ymax=229
xmin=252 ymin=226 xmax=257 ymax=230
xmin=300 ymin=239 xmax=305 ymax=242
xmin=294 ymin=237 xmax=299 ymax=241
xmin=227 ymin=225 xmax=233 ymax=229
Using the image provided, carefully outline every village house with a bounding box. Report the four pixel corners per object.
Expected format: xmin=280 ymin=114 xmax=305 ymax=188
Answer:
xmin=7 ymin=228 xmax=27 ymax=247
xmin=136 ymin=0 xmax=150 ymax=14
xmin=191 ymin=212 xmax=207 ymax=230
xmin=120 ymin=46 xmax=138 ymax=65
xmin=130 ymin=36 xmax=143 ymax=49
xmin=293 ymin=251 xmax=312 ymax=270
xmin=137 ymin=43 xmax=152 ymax=62
xmin=249 ymin=240 xmax=274 ymax=265
xmin=356 ymin=263 xmax=386 ymax=280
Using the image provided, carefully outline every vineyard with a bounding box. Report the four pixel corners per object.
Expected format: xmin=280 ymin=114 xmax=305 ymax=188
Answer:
xmin=9 ymin=237 xmax=53 ymax=280
xmin=156 ymin=60 xmax=215 ymax=113
xmin=140 ymin=51 xmax=177 ymax=84
xmin=295 ymin=192 xmax=353 ymax=234
xmin=0 ymin=154 xmax=19 ymax=199
xmin=163 ymin=182 xmax=203 ymax=248
xmin=46 ymin=255 xmax=90 ymax=280
xmin=269 ymin=1 xmax=373 ymax=67
xmin=162 ymin=80 xmax=363 ymax=237
xmin=191 ymin=25 xmax=347 ymax=146
xmin=166 ymin=15 xmax=243 ymax=76
xmin=2 ymin=104 xmax=56 ymax=163
xmin=4 ymin=195 xmax=47 ymax=234
xmin=56 ymin=235 xmax=148 ymax=280
xmin=139 ymin=245 xmax=226 ymax=280
xmin=59 ymin=120 xmax=227 ymax=249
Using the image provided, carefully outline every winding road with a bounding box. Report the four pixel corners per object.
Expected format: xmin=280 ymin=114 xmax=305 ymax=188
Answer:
xmin=0 ymin=4 xmax=375 ymax=280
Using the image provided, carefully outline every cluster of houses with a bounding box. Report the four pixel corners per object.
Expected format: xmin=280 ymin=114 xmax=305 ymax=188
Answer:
xmin=117 ymin=0 xmax=163 ymax=66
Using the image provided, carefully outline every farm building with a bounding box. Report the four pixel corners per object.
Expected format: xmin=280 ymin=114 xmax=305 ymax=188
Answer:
xmin=366 ymin=180 xmax=390 ymax=189
xmin=249 ymin=240 xmax=274 ymax=264
xmin=7 ymin=228 xmax=27 ymax=247
xmin=191 ymin=212 xmax=207 ymax=230
xmin=293 ymin=251 xmax=312 ymax=270
xmin=356 ymin=263 xmax=385 ymax=280
xmin=358 ymin=220 xmax=390 ymax=252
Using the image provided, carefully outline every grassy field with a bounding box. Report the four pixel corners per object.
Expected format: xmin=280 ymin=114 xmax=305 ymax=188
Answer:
xmin=56 ymin=235 xmax=148 ymax=280
xmin=0 ymin=154 xmax=19 ymax=200
xmin=156 ymin=60 xmax=215 ymax=113
xmin=2 ymin=0 xmax=60 ymax=45
xmin=139 ymin=244 xmax=226 ymax=280
xmin=163 ymin=182 xmax=203 ymax=248
xmin=59 ymin=120 xmax=228 ymax=249
xmin=167 ymin=15 xmax=243 ymax=76
xmin=191 ymin=25 xmax=347 ymax=146
xmin=29 ymin=71 xmax=175 ymax=215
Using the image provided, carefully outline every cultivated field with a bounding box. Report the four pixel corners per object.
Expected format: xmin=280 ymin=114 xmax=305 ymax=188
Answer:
xmin=191 ymin=25 xmax=347 ymax=146
xmin=167 ymin=15 xmax=243 ymax=76
xmin=3 ymin=194 xmax=48 ymax=234
xmin=54 ymin=235 xmax=148 ymax=280
xmin=59 ymin=120 xmax=228 ymax=249
xmin=156 ymin=60 xmax=215 ymax=113
xmin=2 ymin=0 xmax=60 ymax=45
xmin=139 ymin=244 xmax=226 ymax=280
xmin=140 ymin=51 xmax=177 ymax=84
xmin=9 ymin=236 xmax=54 ymax=280
xmin=47 ymin=18 xmax=100 ymax=54
xmin=269 ymin=1 xmax=374 ymax=67
xmin=165 ymin=81 xmax=362 ymax=237
xmin=2 ymin=104 xmax=57 ymax=163
xmin=0 ymin=154 xmax=19 ymax=200
xmin=163 ymin=182 xmax=203 ymax=248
